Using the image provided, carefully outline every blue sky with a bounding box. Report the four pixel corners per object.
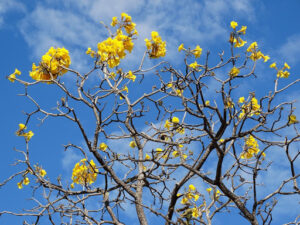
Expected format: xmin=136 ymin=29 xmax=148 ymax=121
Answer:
xmin=1 ymin=0 xmax=300 ymax=224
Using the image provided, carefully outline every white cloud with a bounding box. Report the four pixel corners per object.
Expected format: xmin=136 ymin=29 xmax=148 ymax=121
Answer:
xmin=18 ymin=0 xmax=259 ymax=69
xmin=0 ymin=0 xmax=25 ymax=27
xmin=279 ymin=34 xmax=300 ymax=65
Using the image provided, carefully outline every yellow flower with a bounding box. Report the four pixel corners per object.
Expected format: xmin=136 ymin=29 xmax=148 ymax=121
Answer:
xmin=238 ymin=97 xmax=245 ymax=104
xmin=230 ymin=21 xmax=238 ymax=29
xmin=145 ymin=154 xmax=151 ymax=160
xmin=70 ymin=183 xmax=75 ymax=189
xmin=176 ymin=127 xmax=185 ymax=134
xmin=262 ymin=54 xmax=270 ymax=62
xmin=23 ymin=177 xmax=30 ymax=185
xmin=8 ymin=73 xmax=16 ymax=82
xmin=129 ymin=141 xmax=137 ymax=148
xmin=206 ymin=187 xmax=212 ymax=193
xmin=164 ymin=120 xmax=172 ymax=129
xmin=176 ymin=89 xmax=183 ymax=96
xmin=181 ymin=197 xmax=188 ymax=204
xmin=277 ymin=70 xmax=290 ymax=78
xmin=172 ymin=151 xmax=180 ymax=158
xmin=288 ymin=115 xmax=298 ymax=125
xmin=24 ymin=131 xmax=34 ymax=142
xmin=192 ymin=207 xmax=200 ymax=218
xmin=123 ymin=86 xmax=129 ymax=93
xmin=193 ymin=194 xmax=199 ymax=201
xmin=229 ymin=66 xmax=240 ymax=77
xmin=247 ymin=42 xmax=258 ymax=52
xmin=8 ymin=68 xmax=21 ymax=82
xmin=145 ymin=31 xmax=166 ymax=58
xmin=189 ymin=184 xmax=196 ymax=191
xmin=19 ymin=123 xmax=26 ymax=130
xmin=111 ymin=16 xmax=118 ymax=27
xmin=17 ymin=181 xmax=23 ymax=189
xmin=205 ymin=100 xmax=210 ymax=106
xmin=283 ymin=62 xmax=290 ymax=70
xmin=99 ymin=143 xmax=108 ymax=151
xmin=193 ymin=45 xmax=202 ymax=58
xmin=40 ymin=169 xmax=47 ymax=177
xmin=189 ymin=61 xmax=200 ymax=69
xmin=30 ymin=47 xmax=71 ymax=82
xmin=233 ymin=37 xmax=247 ymax=48
xmin=178 ymin=43 xmax=184 ymax=52
xmin=126 ymin=70 xmax=136 ymax=82
xmin=270 ymin=62 xmax=277 ymax=69
xmin=237 ymin=25 xmax=247 ymax=35
xmin=71 ymin=159 xmax=98 ymax=185
xmin=14 ymin=68 xmax=21 ymax=75
xmin=225 ymin=99 xmax=234 ymax=108
xmin=172 ymin=116 xmax=180 ymax=123
xmin=156 ymin=148 xmax=163 ymax=154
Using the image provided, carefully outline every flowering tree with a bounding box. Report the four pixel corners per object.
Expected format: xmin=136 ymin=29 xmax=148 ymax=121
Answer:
xmin=2 ymin=14 xmax=300 ymax=225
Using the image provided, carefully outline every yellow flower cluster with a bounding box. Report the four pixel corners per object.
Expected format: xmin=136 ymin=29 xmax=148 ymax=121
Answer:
xmin=97 ymin=30 xmax=134 ymax=68
xmin=241 ymin=135 xmax=261 ymax=159
xmin=129 ymin=141 xmax=137 ymax=148
xmin=30 ymin=47 xmax=71 ymax=82
xmin=229 ymin=21 xmax=247 ymax=47
xmin=99 ymin=142 xmax=108 ymax=151
xmin=145 ymin=31 xmax=166 ymax=58
xmin=206 ymin=187 xmax=221 ymax=199
xmin=17 ymin=177 xmax=30 ymax=189
xmin=179 ymin=184 xmax=200 ymax=205
xmin=225 ymin=98 xmax=234 ymax=108
xmin=189 ymin=61 xmax=200 ymax=70
xmin=111 ymin=13 xmax=138 ymax=35
xmin=172 ymin=144 xmax=187 ymax=159
xmin=247 ymin=42 xmax=270 ymax=62
xmin=270 ymin=62 xmax=291 ymax=78
xmin=88 ymin=13 xmax=137 ymax=68
xmin=238 ymin=96 xmax=261 ymax=118
xmin=15 ymin=123 xmax=34 ymax=142
xmin=71 ymin=159 xmax=98 ymax=187
xmin=229 ymin=66 xmax=240 ymax=77
xmin=8 ymin=68 xmax=21 ymax=82
xmin=288 ymin=114 xmax=298 ymax=125
xmin=164 ymin=117 xmax=185 ymax=134
xmin=34 ymin=165 xmax=47 ymax=177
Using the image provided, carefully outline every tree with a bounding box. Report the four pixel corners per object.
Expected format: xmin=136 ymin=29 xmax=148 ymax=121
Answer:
xmin=2 ymin=13 xmax=300 ymax=225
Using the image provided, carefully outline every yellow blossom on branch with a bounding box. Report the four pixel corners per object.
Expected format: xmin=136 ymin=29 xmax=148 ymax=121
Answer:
xmin=99 ymin=143 xmax=108 ymax=151
xmin=192 ymin=45 xmax=202 ymax=58
xmin=145 ymin=31 xmax=166 ymax=58
xmin=71 ymin=159 xmax=98 ymax=185
xmin=178 ymin=43 xmax=184 ymax=52
xmin=7 ymin=68 xmax=21 ymax=83
xmin=30 ymin=47 xmax=71 ymax=82
xmin=230 ymin=21 xmax=238 ymax=29
xmin=229 ymin=66 xmax=240 ymax=77
xmin=125 ymin=70 xmax=136 ymax=82
xmin=288 ymin=115 xmax=298 ymax=125
xmin=129 ymin=141 xmax=137 ymax=148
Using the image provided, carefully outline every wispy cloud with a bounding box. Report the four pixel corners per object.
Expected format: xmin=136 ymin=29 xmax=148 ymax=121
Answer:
xmin=0 ymin=0 xmax=25 ymax=27
xmin=278 ymin=34 xmax=300 ymax=65
xmin=18 ymin=0 xmax=259 ymax=70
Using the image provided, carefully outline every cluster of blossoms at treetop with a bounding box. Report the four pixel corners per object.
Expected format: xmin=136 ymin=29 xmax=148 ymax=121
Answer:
xmin=30 ymin=47 xmax=71 ymax=82
xmin=71 ymin=159 xmax=98 ymax=188
xmin=87 ymin=13 xmax=138 ymax=68
xmin=145 ymin=31 xmax=166 ymax=58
